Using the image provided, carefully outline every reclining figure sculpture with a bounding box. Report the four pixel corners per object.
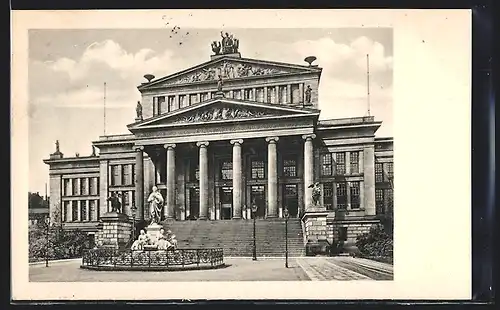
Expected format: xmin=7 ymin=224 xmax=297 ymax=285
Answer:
xmin=131 ymin=228 xmax=178 ymax=251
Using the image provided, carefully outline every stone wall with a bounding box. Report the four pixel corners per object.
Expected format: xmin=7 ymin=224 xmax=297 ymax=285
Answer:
xmin=96 ymin=212 xmax=133 ymax=249
xmin=329 ymin=220 xmax=379 ymax=246
xmin=303 ymin=212 xmax=328 ymax=242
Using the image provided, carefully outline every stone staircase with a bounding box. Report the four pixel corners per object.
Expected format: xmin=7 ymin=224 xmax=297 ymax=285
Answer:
xmin=161 ymin=218 xmax=306 ymax=257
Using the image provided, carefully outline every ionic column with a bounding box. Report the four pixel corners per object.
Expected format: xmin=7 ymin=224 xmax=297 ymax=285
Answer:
xmin=164 ymin=144 xmax=176 ymax=219
xmin=275 ymin=86 xmax=280 ymax=104
xmin=263 ymin=87 xmax=268 ymax=103
xmin=265 ymin=137 xmax=279 ymax=218
xmin=86 ymin=200 xmax=90 ymax=221
xmin=197 ymin=141 xmax=210 ymax=220
xmin=134 ymin=146 xmax=144 ymax=220
xmin=302 ymin=134 xmax=316 ymax=210
xmin=230 ymin=139 xmax=244 ymax=219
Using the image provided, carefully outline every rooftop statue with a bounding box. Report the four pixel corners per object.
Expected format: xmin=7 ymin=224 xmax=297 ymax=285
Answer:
xmin=211 ymin=31 xmax=240 ymax=55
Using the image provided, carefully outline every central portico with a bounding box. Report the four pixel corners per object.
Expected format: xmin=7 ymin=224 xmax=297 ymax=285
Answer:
xmin=128 ymin=94 xmax=320 ymax=221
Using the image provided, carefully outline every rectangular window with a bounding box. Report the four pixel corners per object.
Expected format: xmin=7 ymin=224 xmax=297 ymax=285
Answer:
xmin=63 ymin=201 xmax=70 ymax=222
xmin=96 ymin=200 xmax=100 ymax=220
xmin=336 ymin=182 xmax=347 ymax=209
xmin=220 ymin=160 xmax=233 ymax=180
xmin=335 ymin=153 xmax=346 ymax=175
xmin=350 ymin=151 xmax=359 ymax=174
xmin=168 ymin=96 xmax=176 ymax=112
xmin=251 ymin=159 xmax=265 ymax=179
xmin=73 ymin=179 xmax=79 ymax=196
xmin=131 ymin=165 xmax=135 ymax=186
xmin=321 ymin=153 xmax=333 ymax=176
xmin=376 ymin=188 xmax=384 ymax=214
xmin=122 ymin=164 xmax=131 ymax=185
xmin=122 ymin=191 xmax=129 ymax=207
xmin=111 ymin=165 xmax=121 ymax=186
xmin=375 ymin=163 xmax=384 ymax=183
xmin=157 ymin=96 xmax=166 ymax=115
xmin=386 ymin=162 xmax=394 ymax=179
xmin=81 ymin=201 xmax=88 ymax=221
xmin=63 ymin=179 xmax=70 ymax=196
xmin=89 ymin=200 xmax=95 ymax=221
xmin=80 ymin=178 xmax=88 ymax=196
xmin=282 ymin=157 xmax=297 ymax=177
xmin=89 ymin=178 xmax=95 ymax=195
xmin=350 ymin=182 xmax=360 ymax=209
xmin=323 ymin=182 xmax=334 ymax=210
xmin=72 ymin=201 xmax=78 ymax=221
xmin=201 ymin=93 xmax=210 ymax=101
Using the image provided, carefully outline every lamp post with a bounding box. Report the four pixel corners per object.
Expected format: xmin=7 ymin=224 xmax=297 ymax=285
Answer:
xmin=45 ymin=216 xmax=50 ymax=267
xmin=131 ymin=204 xmax=137 ymax=242
xmin=251 ymin=204 xmax=257 ymax=261
xmin=284 ymin=208 xmax=289 ymax=268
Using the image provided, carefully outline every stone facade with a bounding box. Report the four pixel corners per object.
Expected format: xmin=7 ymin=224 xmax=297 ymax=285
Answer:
xmin=43 ymin=39 xmax=393 ymax=249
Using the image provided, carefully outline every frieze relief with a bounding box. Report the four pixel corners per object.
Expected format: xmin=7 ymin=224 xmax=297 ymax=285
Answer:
xmin=166 ymin=61 xmax=290 ymax=86
xmin=171 ymin=106 xmax=280 ymax=124
xmin=137 ymin=118 xmax=312 ymax=139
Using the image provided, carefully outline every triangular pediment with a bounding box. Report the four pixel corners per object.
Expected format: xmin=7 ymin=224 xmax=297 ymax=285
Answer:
xmin=128 ymin=98 xmax=319 ymax=130
xmin=138 ymin=56 xmax=321 ymax=89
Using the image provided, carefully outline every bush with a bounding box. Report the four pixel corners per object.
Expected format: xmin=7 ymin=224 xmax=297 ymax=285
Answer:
xmin=29 ymin=221 xmax=91 ymax=262
xmin=355 ymin=223 xmax=393 ymax=259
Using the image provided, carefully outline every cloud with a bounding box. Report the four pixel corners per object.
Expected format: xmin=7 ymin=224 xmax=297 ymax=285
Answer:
xmin=45 ymin=39 xmax=175 ymax=82
xmin=32 ymin=85 xmax=139 ymax=109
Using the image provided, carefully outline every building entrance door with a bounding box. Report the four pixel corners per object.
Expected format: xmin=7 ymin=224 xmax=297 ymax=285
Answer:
xmin=220 ymin=186 xmax=233 ymax=220
xmin=188 ymin=187 xmax=199 ymax=220
xmin=283 ymin=184 xmax=299 ymax=217
xmin=250 ymin=185 xmax=266 ymax=218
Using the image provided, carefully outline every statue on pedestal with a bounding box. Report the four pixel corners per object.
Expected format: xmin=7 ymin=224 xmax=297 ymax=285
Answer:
xmin=147 ymin=186 xmax=164 ymax=225
xmin=217 ymin=75 xmax=223 ymax=92
xmin=136 ymin=101 xmax=143 ymax=120
xmin=305 ymin=85 xmax=312 ymax=104
xmin=309 ymin=182 xmax=321 ymax=207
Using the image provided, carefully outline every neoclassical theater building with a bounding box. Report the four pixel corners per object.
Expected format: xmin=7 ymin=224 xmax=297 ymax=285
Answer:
xmin=44 ymin=35 xmax=393 ymax=251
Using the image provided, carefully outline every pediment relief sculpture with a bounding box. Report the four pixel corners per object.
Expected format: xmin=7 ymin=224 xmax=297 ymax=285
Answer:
xmin=171 ymin=106 xmax=283 ymax=124
xmin=166 ymin=61 xmax=289 ymax=86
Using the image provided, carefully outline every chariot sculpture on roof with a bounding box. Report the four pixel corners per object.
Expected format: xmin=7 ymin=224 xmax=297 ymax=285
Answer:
xmin=212 ymin=31 xmax=240 ymax=55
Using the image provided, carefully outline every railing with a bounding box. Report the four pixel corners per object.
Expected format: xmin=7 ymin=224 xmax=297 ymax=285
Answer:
xmin=81 ymin=248 xmax=224 ymax=269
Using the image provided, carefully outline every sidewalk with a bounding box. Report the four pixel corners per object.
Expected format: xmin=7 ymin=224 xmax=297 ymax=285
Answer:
xmin=29 ymin=258 xmax=81 ymax=266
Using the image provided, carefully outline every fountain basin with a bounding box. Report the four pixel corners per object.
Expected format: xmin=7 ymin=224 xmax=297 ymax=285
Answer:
xmin=80 ymin=248 xmax=225 ymax=271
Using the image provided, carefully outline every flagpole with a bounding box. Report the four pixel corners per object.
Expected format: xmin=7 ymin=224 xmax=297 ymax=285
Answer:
xmin=367 ymin=54 xmax=371 ymax=117
xmin=103 ymin=82 xmax=107 ymax=136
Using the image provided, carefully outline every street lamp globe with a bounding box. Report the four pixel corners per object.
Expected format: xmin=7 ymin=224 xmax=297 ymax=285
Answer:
xmin=284 ymin=208 xmax=289 ymax=219
xmin=251 ymin=205 xmax=258 ymax=213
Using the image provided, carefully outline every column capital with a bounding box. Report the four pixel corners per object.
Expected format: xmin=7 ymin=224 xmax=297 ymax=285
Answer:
xmin=163 ymin=143 xmax=176 ymax=150
xmin=196 ymin=141 xmax=209 ymax=148
xmin=302 ymin=134 xmax=317 ymax=141
xmin=230 ymin=139 xmax=244 ymax=146
xmin=265 ymin=136 xmax=280 ymax=144
xmin=134 ymin=145 xmax=144 ymax=152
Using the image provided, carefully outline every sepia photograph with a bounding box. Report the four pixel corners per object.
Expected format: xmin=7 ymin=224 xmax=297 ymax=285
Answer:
xmin=12 ymin=9 xmax=471 ymax=300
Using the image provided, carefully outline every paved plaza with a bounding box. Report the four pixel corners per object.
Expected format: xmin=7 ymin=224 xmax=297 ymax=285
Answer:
xmin=29 ymin=257 xmax=393 ymax=282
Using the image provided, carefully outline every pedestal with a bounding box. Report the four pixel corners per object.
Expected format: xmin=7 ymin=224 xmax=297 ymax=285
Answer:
xmin=145 ymin=223 xmax=162 ymax=245
xmin=97 ymin=212 xmax=132 ymax=250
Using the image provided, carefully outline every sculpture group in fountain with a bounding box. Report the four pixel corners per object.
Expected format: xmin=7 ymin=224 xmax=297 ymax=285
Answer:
xmin=131 ymin=228 xmax=178 ymax=251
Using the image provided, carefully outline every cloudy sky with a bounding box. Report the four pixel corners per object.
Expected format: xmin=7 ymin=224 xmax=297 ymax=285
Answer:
xmin=28 ymin=28 xmax=393 ymax=194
